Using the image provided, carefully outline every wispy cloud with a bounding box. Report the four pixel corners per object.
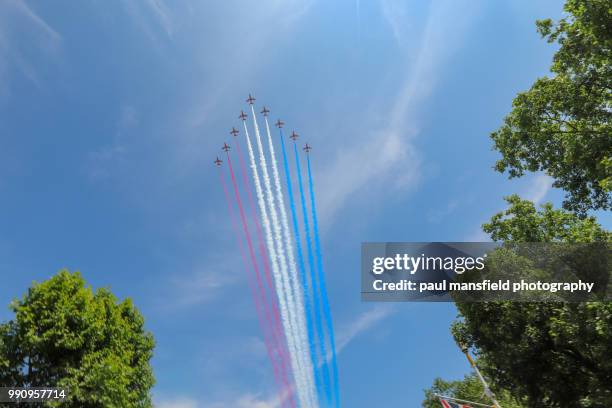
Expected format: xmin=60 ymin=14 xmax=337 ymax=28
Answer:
xmin=161 ymin=305 xmax=395 ymax=408
xmin=118 ymin=0 xmax=175 ymax=47
xmin=464 ymin=173 xmax=554 ymax=241
xmin=156 ymin=397 xmax=198 ymax=408
xmin=144 ymin=0 xmax=174 ymax=37
xmin=335 ymin=305 xmax=395 ymax=354
xmin=427 ymin=200 xmax=460 ymax=224
xmin=464 ymin=227 xmax=490 ymax=242
xmin=87 ymin=105 xmax=138 ymax=181
xmin=162 ymin=256 xmax=240 ymax=310
xmin=385 ymin=0 xmax=478 ymax=126
xmin=156 ymin=390 xmax=285 ymax=408
xmin=2 ymin=0 xmax=61 ymax=42
xmin=317 ymin=0 xmax=480 ymax=224
xmin=201 ymin=394 xmax=281 ymax=408
xmin=0 ymin=0 xmax=61 ymax=100
xmin=523 ymin=173 xmax=553 ymax=205
xmin=316 ymin=128 xmax=421 ymax=224
xmin=171 ymin=382 xmax=297 ymax=408
xmin=168 ymin=269 xmax=234 ymax=309
xmin=379 ymin=0 xmax=411 ymax=45
xmin=157 ymin=392 xmax=287 ymax=408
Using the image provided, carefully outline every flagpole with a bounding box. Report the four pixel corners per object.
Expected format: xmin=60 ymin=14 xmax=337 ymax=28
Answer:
xmin=458 ymin=343 xmax=502 ymax=408
xmin=434 ymin=393 xmax=494 ymax=408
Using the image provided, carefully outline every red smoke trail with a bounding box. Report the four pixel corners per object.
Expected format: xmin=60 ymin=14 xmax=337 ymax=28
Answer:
xmin=224 ymin=154 xmax=296 ymax=408
xmin=219 ymin=168 xmax=282 ymax=397
xmin=235 ymin=141 xmax=294 ymax=399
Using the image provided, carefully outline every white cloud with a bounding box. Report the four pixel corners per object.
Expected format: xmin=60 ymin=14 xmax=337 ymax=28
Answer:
xmin=87 ymin=105 xmax=138 ymax=181
xmin=523 ymin=173 xmax=553 ymax=205
xmin=164 ymin=259 xmax=239 ymax=310
xmin=335 ymin=304 xmax=395 ymax=354
xmin=317 ymin=0 xmax=480 ymax=224
xmin=160 ymin=306 xmax=395 ymax=408
xmin=144 ymin=0 xmax=174 ymax=37
xmin=464 ymin=227 xmax=491 ymax=242
xmin=386 ymin=0 xmax=478 ymax=125
xmin=155 ymin=390 xmax=288 ymax=408
xmin=0 ymin=0 xmax=61 ymax=100
xmin=2 ymin=0 xmax=60 ymax=42
xmin=463 ymin=173 xmax=554 ymax=241
xmin=118 ymin=0 xmax=175 ymax=47
xmin=202 ymin=394 xmax=279 ymax=408
xmin=316 ymin=128 xmax=421 ymax=224
xmin=427 ymin=200 xmax=460 ymax=224
xmin=156 ymin=397 xmax=198 ymax=408
xmin=380 ymin=0 xmax=411 ymax=45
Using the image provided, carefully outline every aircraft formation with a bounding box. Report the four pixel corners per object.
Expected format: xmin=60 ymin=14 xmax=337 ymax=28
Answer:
xmin=215 ymin=95 xmax=339 ymax=408
xmin=216 ymin=97 xmax=313 ymax=168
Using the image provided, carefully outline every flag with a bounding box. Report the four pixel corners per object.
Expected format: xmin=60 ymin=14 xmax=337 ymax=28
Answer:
xmin=439 ymin=396 xmax=472 ymax=408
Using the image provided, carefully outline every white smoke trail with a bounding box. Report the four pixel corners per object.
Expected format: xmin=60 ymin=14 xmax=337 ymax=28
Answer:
xmin=264 ymin=115 xmax=318 ymax=406
xmin=242 ymin=119 xmax=310 ymax=408
xmin=250 ymin=106 xmax=317 ymax=408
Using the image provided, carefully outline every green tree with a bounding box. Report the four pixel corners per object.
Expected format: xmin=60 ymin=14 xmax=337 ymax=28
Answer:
xmin=483 ymin=194 xmax=611 ymax=243
xmin=451 ymin=196 xmax=612 ymax=408
xmin=0 ymin=270 xmax=155 ymax=408
xmin=490 ymin=0 xmax=612 ymax=214
xmin=431 ymin=1 xmax=612 ymax=406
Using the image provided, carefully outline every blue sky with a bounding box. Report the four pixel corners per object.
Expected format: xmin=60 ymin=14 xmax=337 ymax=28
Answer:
xmin=2 ymin=0 xmax=604 ymax=407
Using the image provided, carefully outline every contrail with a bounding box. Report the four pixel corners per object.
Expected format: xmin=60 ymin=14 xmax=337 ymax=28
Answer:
xmin=221 ymin=158 xmax=295 ymax=407
xmin=278 ymin=127 xmax=324 ymax=402
xmin=306 ymin=154 xmax=340 ymax=408
xmin=242 ymin=118 xmax=311 ymax=408
xmin=263 ymin=114 xmax=318 ymax=407
xmin=293 ymin=140 xmax=333 ymax=406
xmin=250 ymin=106 xmax=317 ymax=408
xmin=233 ymin=131 xmax=294 ymax=399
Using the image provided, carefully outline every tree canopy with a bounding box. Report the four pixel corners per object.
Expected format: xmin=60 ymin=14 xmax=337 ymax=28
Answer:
xmin=425 ymin=0 xmax=611 ymax=406
xmin=422 ymin=194 xmax=612 ymax=406
xmin=451 ymin=196 xmax=612 ymax=408
xmin=422 ymin=373 xmax=524 ymax=408
xmin=490 ymin=0 xmax=611 ymax=214
xmin=0 ymin=270 xmax=155 ymax=408
xmin=483 ymin=194 xmax=611 ymax=243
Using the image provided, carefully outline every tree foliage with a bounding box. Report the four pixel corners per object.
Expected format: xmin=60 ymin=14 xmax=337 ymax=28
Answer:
xmin=451 ymin=196 xmax=612 ymax=408
xmin=0 ymin=270 xmax=155 ymax=408
xmin=422 ymin=373 xmax=524 ymax=408
xmin=483 ymin=194 xmax=611 ymax=243
xmin=491 ymin=0 xmax=612 ymax=214
xmin=428 ymin=1 xmax=612 ymax=406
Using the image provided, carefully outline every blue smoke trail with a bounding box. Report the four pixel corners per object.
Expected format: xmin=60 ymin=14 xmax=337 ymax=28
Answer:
xmin=293 ymin=141 xmax=332 ymax=406
xmin=279 ymin=129 xmax=324 ymax=405
xmin=306 ymin=154 xmax=340 ymax=408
